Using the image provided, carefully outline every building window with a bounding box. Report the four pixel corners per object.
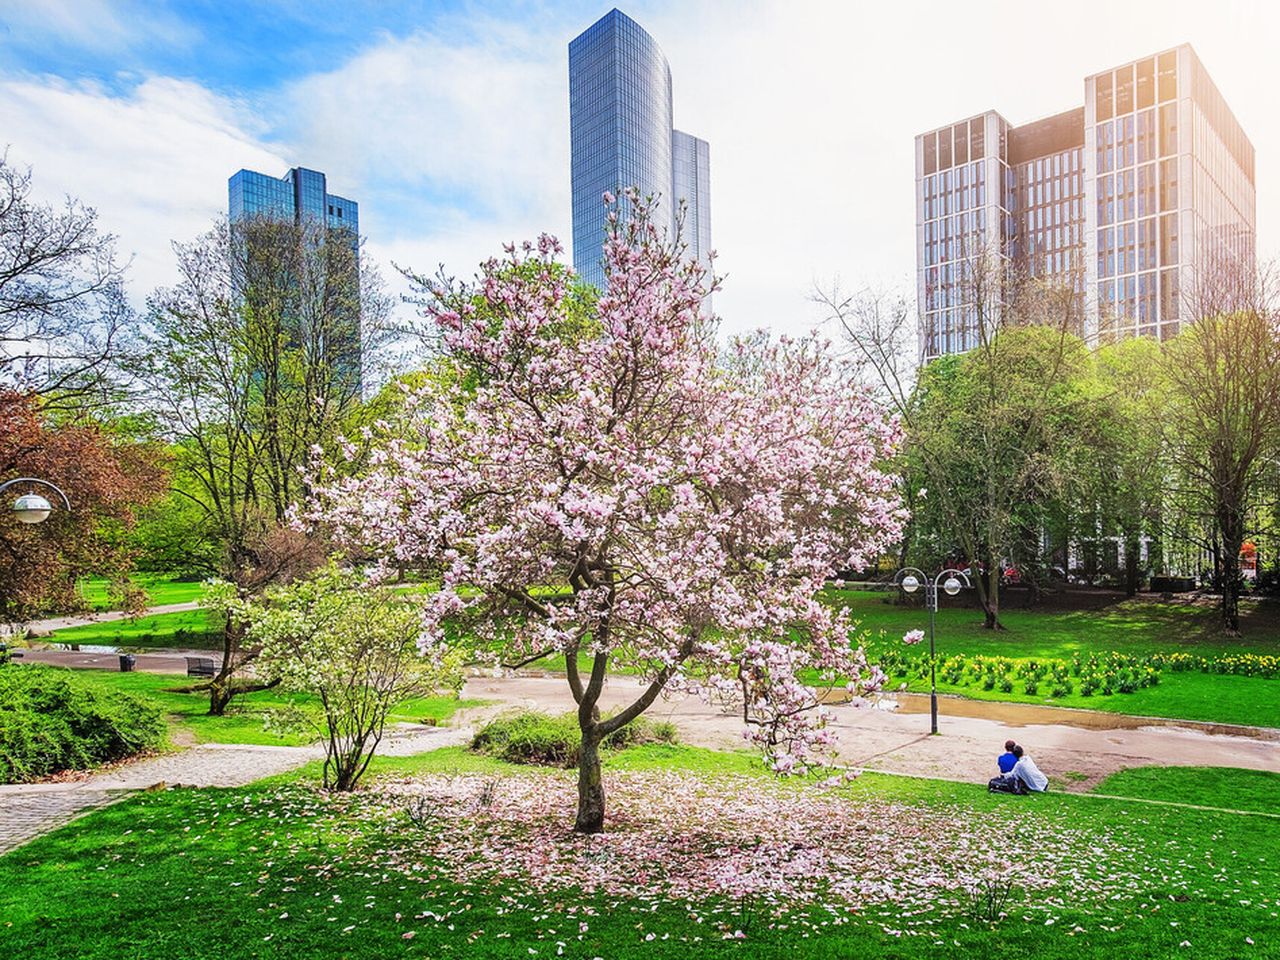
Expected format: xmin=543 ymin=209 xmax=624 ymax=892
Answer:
xmin=1158 ymin=50 xmax=1177 ymax=101
xmin=1160 ymin=267 xmax=1179 ymax=320
xmin=1136 ymin=58 xmax=1155 ymax=109
xmin=1096 ymin=71 xmax=1114 ymax=121
xmin=1159 ymin=158 xmax=1178 ymax=210
xmin=1159 ymin=102 xmax=1178 ymax=156
xmin=1160 ymin=213 xmax=1179 ymax=265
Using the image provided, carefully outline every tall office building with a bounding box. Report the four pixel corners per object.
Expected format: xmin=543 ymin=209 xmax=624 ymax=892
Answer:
xmin=914 ymin=44 xmax=1255 ymax=361
xmin=569 ymin=9 xmax=711 ymax=288
xmin=228 ymin=166 xmax=362 ymax=391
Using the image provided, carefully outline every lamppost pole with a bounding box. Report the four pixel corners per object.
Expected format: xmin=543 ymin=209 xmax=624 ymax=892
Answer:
xmin=927 ymin=578 xmax=938 ymax=735
xmin=894 ymin=566 xmax=971 ymax=736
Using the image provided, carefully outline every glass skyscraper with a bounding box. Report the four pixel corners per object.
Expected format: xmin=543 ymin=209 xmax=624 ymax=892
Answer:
xmin=229 ymin=166 xmax=359 ymax=238
xmin=228 ymin=166 xmax=362 ymax=391
xmin=569 ymin=9 xmax=711 ymax=288
xmin=914 ymin=43 xmax=1255 ymax=361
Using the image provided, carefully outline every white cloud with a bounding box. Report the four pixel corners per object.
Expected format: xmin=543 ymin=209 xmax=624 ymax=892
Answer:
xmin=0 ymin=0 xmax=195 ymax=55
xmin=0 ymin=75 xmax=288 ymax=298
xmin=277 ymin=22 xmax=571 ymax=262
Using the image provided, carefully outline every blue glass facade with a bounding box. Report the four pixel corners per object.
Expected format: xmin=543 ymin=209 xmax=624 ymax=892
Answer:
xmin=672 ymin=129 xmax=711 ymax=268
xmin=569 ymin=9 xmax=710 ymax=288
xmin=228 ymin=166 xmax=362 ymax=391
xmin=228 ymin=166 xmax=359 ymax=239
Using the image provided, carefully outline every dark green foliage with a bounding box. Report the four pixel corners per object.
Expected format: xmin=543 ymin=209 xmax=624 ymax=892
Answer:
xmin=470 ymin=710 xmax=678 ymax=767
xmin=0 ymin=665 xmax=165 ymax=782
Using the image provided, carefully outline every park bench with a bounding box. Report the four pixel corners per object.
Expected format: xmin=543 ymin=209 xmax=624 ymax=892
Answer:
xmin=185 ymin=656 xmax=217 ymax=678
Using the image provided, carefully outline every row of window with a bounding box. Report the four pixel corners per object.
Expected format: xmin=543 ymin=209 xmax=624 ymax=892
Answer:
xmin=1094 ymin=51 xmax=1177 ymax=120
xmin=1096 ymin=159 xmax=1179 ymax=225
xmin=920 ymin=115 xmax=997 ymax=175
xmin=1095 ymin=105 xmax=1177 ymax=173
xmin=1097 ymin=267 xmax=1180 ymax=325
xmin=1019 ymin=147 xmax=1083 ymax=184
xmin=1096 ymin=215 xmax=1178 ymax=277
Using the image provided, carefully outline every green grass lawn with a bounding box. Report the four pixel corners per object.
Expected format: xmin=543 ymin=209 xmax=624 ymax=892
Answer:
xmin=76 ymin=574 xmax=207 ymax=610
xmin=2 ymin=747 xmax=1276 ymax=959
xmin=55 ymin=668 xmax=479 ymax=748
xmin=1092 ymin=765 xmax=1280 ymax=815
xmin=47 ymin=608 xmax=223 ymax=650
xmin=840 ymin=590 xmax=1280 ymax=728
xmin=835 ymin=589 xmax=1280 ymax=658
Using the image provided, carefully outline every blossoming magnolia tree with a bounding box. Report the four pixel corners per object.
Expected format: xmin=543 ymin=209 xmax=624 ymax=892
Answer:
xmin=305 ymin=192 xmax=905 ymax=832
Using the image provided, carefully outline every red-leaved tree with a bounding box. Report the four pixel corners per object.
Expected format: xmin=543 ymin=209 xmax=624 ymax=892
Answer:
xmin=0 ymin=390 xmax=168 ymax=620
xmin=304 ymin=193 xmax=905 ymax=832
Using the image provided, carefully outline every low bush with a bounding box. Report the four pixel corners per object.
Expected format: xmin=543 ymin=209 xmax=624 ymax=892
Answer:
xmin=471 ymin=710 xmax=678 ymax=767
xmin=0 ymin=665 xmax=166 ymax=783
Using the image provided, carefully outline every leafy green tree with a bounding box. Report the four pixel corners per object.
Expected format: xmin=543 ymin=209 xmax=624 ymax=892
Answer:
xmin=223 ymin=561 xmax=463 ymax=791
xmin=828 ymin=252 xmax=1090 ymax=626
xmin=1163 ymin=307 xmax=1280 ymax=634
xmin=1087 ymin=337 xmax=1171 ymax=596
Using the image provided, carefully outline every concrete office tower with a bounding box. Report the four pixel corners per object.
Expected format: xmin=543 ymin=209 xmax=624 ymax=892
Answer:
xmin=914 ymin=44 xmax=1255 ymax=362
xmin=569 ymin=9 xmax=712 ymax=288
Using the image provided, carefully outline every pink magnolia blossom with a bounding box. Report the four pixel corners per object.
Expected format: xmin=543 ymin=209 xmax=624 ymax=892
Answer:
xmin=302 ymin=189 xmax=905 ymax=826
xmin=903 ymin=629 xmax=925 ymax=645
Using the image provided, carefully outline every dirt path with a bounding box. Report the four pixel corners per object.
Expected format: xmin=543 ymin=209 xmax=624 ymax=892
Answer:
xmin=459 ymin=675 xmax=1280 ymax=791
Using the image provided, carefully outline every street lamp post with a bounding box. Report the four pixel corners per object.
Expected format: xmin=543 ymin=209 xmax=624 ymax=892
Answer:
xmin=0 ymin=477 xmax=71 ymax=524
xmin=894 ymin=566 xmax=971 ymax=735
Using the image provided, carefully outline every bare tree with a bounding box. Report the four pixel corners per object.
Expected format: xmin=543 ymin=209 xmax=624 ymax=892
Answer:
xmin=135 ymin=215 xmax=394 ymax=712
xmin=1163 ymin=255 xmax=1280 ymax=634
xmin=0 ymin=152 xmax=129 ymax=407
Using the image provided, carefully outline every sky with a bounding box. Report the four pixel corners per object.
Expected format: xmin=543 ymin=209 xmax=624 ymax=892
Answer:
xmin=1 ymin=0 xmax=1276 ymax=341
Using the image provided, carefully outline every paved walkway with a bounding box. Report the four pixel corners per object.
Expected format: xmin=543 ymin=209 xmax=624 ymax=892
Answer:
xmin=0 ymin=724 xmax=471 ymax=855
xmin=460 ymin=675 xmax=1280 ymax=789
xmin=18 ymin=647 xmax=225 ymax=673
xmin=17 ymin=601 xmax=202 ymax=637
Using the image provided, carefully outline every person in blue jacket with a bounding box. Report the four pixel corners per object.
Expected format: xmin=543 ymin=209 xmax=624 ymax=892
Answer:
xmin=997 ymin=740 xmax=1018 ymax=775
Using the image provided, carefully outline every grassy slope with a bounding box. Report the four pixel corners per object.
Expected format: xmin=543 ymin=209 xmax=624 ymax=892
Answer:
xmin=47 ymin=588 xmax=1280 ymax=723
xmin=839 ymin=590 xmax=1280 ymax=728
xmin=47 ymin=609 xmax=223 ymax=650
xmin=77 ymin=575 xmax=207 ymax=610
xmin=2 ymin=748 xmax=1276 ymax=960
xmin=836 ymin=589 xmax=1280 ymax=658
xmin=47 ymin=668 xmax=478 ymax=748
xmin=1092 ymin=765 xmax=1280 ymax=815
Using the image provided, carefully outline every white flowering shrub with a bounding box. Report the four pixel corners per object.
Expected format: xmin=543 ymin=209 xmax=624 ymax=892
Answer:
xmin=236 ymin=561 xmax=463 ymax=790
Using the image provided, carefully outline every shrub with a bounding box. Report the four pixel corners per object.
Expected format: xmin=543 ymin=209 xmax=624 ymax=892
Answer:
xmin=471 ymin=710 xmax=678 ymax=767
xmin=0 ymin=665 xmax=165 ymax=783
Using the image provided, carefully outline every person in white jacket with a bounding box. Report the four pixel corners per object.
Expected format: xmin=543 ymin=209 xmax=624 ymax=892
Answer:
xmin=1010 ymin=744 xmax=1049 ymax=792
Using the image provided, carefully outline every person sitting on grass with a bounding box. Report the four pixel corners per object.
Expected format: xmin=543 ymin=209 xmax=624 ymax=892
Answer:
xmin=1010 ymin=744 xmax=1049 ymax=793
xmin=988 ymin=742 xmax=1026 ymax=794
xmin=997 ymin=739 xmax=1018 ymax=775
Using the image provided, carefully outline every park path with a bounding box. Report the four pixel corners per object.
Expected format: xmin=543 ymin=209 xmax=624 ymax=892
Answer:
xmin=17 ymin=601 xmax=202 ymax=636
xmin=0 ymin=723 xmax=472 ymax=855
xmin=460 ymin=675 xmax=1280 ymax=789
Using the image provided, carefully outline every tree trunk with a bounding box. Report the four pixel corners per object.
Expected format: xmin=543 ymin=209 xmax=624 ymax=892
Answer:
xmin=208 ymin=614 xmax=240 ymax=716
xmin=207 ymin=678 xmax=234 ymax=716
xmin=574 ymin=729 xmax=605 ymax=834
xmin=983 ymin=548 xmax=1002 ymax=630
xmin=1123 ymin=535 xmax=1141 ymax=598
xmin=1219 ymin=525 xmax=1243 ymax=637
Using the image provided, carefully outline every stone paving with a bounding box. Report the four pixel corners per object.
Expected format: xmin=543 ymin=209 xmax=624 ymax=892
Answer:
xmin=0 ymin=724 xmax=471 ymax=855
